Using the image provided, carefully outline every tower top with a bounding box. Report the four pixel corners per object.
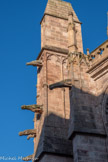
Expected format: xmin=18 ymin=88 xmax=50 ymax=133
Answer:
xmin=40 ymin=0 xmax=83 ymax=53
xmin=44 ymin=0 xmax=80 ymax=23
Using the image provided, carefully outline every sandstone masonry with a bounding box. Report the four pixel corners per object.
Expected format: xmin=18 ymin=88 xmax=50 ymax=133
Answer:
xmin=19 ymin=0 xmax=108 ymax=162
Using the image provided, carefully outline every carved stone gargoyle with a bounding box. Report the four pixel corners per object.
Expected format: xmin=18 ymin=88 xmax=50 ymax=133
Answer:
xmin=19 ymin=129 xmax=36 ymax=136
xmin=21 ymin=104 xmax=43 ymax=114
xmin=26 ymin=60 xmax=42 ymax=67
xmin=27 ymin=134 xmax=36 ymax=140
xmin=49 ymin=79 xmax=72 ymax=90
xmin=22 ymin=154 xmax=33 ymax=161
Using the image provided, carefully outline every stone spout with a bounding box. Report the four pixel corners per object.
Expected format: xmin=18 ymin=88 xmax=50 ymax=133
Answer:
xmin=49 ymin=79 xmax=72 ymax=90
xmin=21 ymin=104 xmax=43 ymax=113
xmin=26 ymin=60 xmax=42 ymax=67
xmin=22 ymin=155 xmax=33 ymax=161
xmin=19 ymin=129 xmax=36 ymax=136
xmin=27 ymin=134 xmax=36 ymax=140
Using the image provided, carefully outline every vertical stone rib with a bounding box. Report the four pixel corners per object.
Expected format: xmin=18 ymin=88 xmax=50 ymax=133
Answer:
xmin=68 ymin=12 xmax=77 ymax=53
xmin=43 ymin=51 xmax=48 ymax=118
xmin=68 ymin=12 xmax=76 ymax=83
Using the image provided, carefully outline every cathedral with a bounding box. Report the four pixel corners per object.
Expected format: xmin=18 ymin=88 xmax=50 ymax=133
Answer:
xmin=19 ymin=0 xmax=108 ymax=161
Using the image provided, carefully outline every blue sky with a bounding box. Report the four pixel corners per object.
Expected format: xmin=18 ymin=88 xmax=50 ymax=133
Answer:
xmin=0 ymin=0 xmax=107 ymax=161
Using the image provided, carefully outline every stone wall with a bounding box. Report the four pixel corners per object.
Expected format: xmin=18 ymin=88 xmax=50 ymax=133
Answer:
xmin=34 ymin=49 xmax=71 ymax=159
xmin=68 ymin=41 xmax=108 ymax=162
xmin=33 ymin=0 xmax=84 ymax=159
xmin=73 ymin=135 xmax=108 ymax=162
xmin=41 ymin=15 xmax=68 ymax=50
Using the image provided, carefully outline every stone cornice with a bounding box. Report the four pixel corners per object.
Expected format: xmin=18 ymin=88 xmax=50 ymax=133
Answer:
xmin=40 ymin=13 xmax=82 ymax=25
xmin=36 ymin=46 xmax=68 ymax=60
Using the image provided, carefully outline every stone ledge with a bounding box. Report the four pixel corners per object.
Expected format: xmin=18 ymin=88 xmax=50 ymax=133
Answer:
xmin=40 ymin=13 xmax=82 ymax=25
xmin=68 ymin=126 xmax=106 ymax=140
xmin=36 ymin=45 xmax=68 ymax=60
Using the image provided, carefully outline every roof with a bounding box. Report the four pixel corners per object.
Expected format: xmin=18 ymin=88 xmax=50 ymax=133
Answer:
xmin=44 ymin=0 xmax=80 ymax=23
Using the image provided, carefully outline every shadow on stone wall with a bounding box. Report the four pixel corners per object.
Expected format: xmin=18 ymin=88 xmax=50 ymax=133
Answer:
xmin=34 ymin=85 xmax=108 ymax=162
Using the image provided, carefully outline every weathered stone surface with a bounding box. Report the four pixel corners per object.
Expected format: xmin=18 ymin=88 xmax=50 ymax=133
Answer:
xmin=73 ymin=135 xmax=108 ymax=162
xmin=68 ymin=90 xmax=106 ymax=138
xmin=43 ymin=136 xmax=73 ymax=156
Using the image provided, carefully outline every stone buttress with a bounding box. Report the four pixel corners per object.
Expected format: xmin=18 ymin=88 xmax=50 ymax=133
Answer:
xmin=33 ymin=0 xmax=83 ymax=161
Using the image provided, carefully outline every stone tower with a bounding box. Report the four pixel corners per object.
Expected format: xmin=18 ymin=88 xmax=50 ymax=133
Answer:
xmin=19 ymin=0 xmax=108 ymax=162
